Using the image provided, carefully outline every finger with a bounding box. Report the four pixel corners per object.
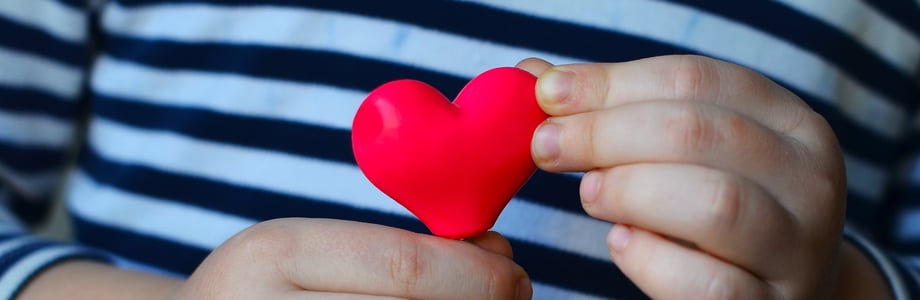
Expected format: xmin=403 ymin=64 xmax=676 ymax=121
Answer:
xmin=515 ymin=57 xmax=553 ymax=76
xmin=264 ymin=219 xmax=529 ymax=300
xmin=607 ymin=225 xmax=777 ymax=299
xmin=535 ymin=55 xmax=812 ymax=137
xmin=466 ymin=231 xmax=514 ymax=259
xmin=581 ymin=163 xmax=796 ymax=279
xmin=533 ymin=100 xmax=804 ymax=195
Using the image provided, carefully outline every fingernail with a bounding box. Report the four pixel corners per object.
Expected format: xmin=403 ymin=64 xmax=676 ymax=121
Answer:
xmin=532 ymin=122 xmax=561 ymax=163
xmin=608 ymin=225 xmax=631 ymax=253
xmin=517 ymin=276 xmax=532 ymax=300
xmin=580 ymin=172 xmax=601 ymax=204
xmin=538 ymin=69 xmax=573 ymax=105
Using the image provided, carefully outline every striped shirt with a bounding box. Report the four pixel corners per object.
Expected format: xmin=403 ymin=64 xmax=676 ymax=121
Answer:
xmin=1 ymin=0 xmax=919 ymax=298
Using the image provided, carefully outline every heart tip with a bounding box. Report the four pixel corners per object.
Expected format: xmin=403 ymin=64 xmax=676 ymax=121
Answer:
xmin=434 ymin=229 xmax=488 ymax=240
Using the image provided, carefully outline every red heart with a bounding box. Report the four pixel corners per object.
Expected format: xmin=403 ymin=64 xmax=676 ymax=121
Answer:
xmin=352 ymin=67 xmax=547 ymax=239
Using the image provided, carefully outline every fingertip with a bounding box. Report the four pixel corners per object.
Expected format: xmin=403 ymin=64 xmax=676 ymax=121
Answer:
xmin=579 ymin=171 xmax=602 ymax=205
xmin=531 ymin=120 xmax=562 ymax=169
xmin=535 ymin=67 xmax=575 ymax=115
xmin=515 ymin=57 xmax=553 ymax=76
xmin=608 ymin=224 xmax=632 ymax=258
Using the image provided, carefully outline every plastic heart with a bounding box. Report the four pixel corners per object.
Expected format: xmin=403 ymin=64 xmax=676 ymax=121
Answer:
xmin=352 ymin=67 xmax=547 ymax=239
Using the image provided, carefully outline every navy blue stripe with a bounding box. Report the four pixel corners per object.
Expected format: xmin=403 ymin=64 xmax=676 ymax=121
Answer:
xmin=0 ymin=234 xmax=22 ymax=241
xmin=864 ymin=0 xmax=920 ymax=39
xmin=93 ymin=92 xmax=358 ymax=164
xmin=669 ymin=0 xmax=919 ymax=110
xmin=0 ymin=85 xmax=79 ymax=119
xmin=77 ymin=151 xmax=638 ymax=297
xmin=796 ymin=88 xmax=898 ymax=168
xmin=894 ymin=131 xmax=920 ymax=157
xmin=73 ymin=214 xmax=207 ymax=275
xmin=845 ymin=189 xmax=887 ymax=240
xmin=93 ymin=94 xmax=589 ymax=215
xmin=80 ymin=145 xmax=430 ymax=233
xmin=8 ymin=193 xmax=53 ymax=225
xmin=104 ymin=33 xmax=468 ymax=97
xmin=0 ymin=240 xmax=56 ymax=272
xmin=0 ymin=14 xmax=86 ymax=68
xmin=54 ymin=0 xmax=87 ymax=10
xmin=510 ymin=238 xmax=646 ymax=299
xmin=0 ymin=142 xmax=68 ymax=174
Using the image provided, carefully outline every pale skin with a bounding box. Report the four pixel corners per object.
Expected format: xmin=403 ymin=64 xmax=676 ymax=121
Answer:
xmin=519 ymin=55 xmax=892 ymax=299
xmin=17 ymin=55 xmax=893 ymax=300
xmin=18 ymin=219 xmax=531 ymax=299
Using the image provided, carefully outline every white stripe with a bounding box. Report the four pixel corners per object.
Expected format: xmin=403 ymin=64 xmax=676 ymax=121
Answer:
xmin=0 ymin=163 xmax=59 ymax=200
xmin=0 ymin=47 xmax=82 ymax=98
xmin=110 ymin=254 xmax=179 ymax=278
xmin=0 ymin=246 xmax=99 ymax=299
xmin=93 ymin=56 xmax=362 ymax=130
xmin=103 ymin=1 xmax=905 ymax=140
xmin=462 ymin=0 xmax=906 ymax=139
xmin=773 ymin=0 xmax=920 ymax=75
xmin=0 ymin=0 xmax=86 ymax=43
xmin=87 ymin=117 xmax=614 ymax=262
xmin=0 ymin=110 xmax=73 ymax=148
xmin=0 ymin=237 xmax=35 ymax=258
xmin=68 ymin=171 xmax=256 ymax=250
xmin=896 ymin=207 xmax=920 ymax=241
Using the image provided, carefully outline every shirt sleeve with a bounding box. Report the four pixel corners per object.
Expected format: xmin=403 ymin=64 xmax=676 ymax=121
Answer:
xmin=844 ymin=226 xmax=920 ymax=300
xmin=0 ymin=0 xmax=113 ymax=297
xmin=861 ymin=61 xmax=920 ymax=300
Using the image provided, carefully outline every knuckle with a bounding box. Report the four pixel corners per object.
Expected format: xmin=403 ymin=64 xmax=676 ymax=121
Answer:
xmin=230 ymin=219 xmax=295 ymax=259
xmin=485 ymin=257 xmax=521 ymax=298
xmin=585 ymin=115 xmax=603 ymax=165
xmin=706 ymin=173 xmax=744 ymax=231
xmin=670 ymin=55 xmax=713 ymax=101
xmin=386 ymin=239 xmax=428 ymax=294
xmin=471 ymin=253 xmax=522 ymax=299
xmin=665 ymin=106 xmax=713 ymax=155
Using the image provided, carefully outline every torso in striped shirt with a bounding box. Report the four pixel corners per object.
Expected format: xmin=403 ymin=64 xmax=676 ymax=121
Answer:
xmin=2 ymin=0 xmax=918 ymax=299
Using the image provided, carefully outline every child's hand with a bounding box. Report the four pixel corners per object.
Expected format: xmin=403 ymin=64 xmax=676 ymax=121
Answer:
xmin=524 ymin=55 xmax=853 ymax=298
xmin=175 ymin=218 xmax=530 ymax=299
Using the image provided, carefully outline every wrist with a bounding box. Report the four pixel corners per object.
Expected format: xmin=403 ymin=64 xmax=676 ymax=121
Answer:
xmin=16 ymin=260 xmax=182 ymax=300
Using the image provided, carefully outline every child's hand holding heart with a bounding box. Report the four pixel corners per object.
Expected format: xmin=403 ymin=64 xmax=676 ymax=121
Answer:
xmin=522 ymin=56 xmax=891 ymax=299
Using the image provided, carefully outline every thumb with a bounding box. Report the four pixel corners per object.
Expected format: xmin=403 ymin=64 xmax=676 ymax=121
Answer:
xmin=516 ymin=57 xmax=554 ymax=77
